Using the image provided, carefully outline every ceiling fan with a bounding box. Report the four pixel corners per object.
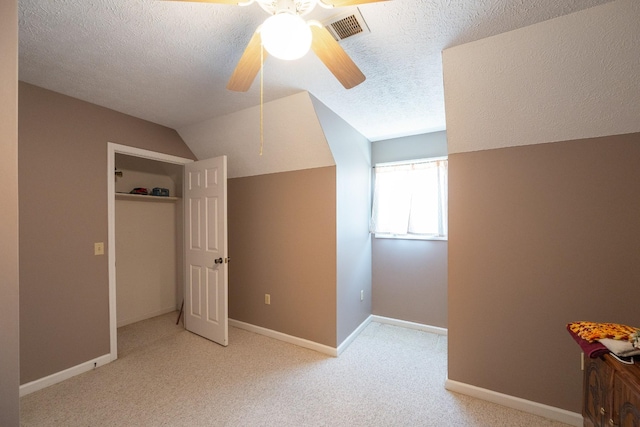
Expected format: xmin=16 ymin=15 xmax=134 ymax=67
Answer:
xmin=171 ymin=0 xmax=385 ymax=91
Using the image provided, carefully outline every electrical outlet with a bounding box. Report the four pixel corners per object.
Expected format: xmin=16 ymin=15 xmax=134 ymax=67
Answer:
xmin=265 ymin=294 xmax=271 ymax=305
xmin=94 ymin=242 xmax=104 ymax=256
xmin=360 ymin=290 xmax=364 ymax=301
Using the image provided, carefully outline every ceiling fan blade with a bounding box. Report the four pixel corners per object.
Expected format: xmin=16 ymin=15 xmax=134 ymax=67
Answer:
xmin=166 ymin=0 xmax=241 ymax=5
xmin=321 ymin=0 xmax=387 ymax=7
xmin=310 ymin=25 xmax=365 ymax=89
xmin=226 ymin=30 xmax=265 ymax=92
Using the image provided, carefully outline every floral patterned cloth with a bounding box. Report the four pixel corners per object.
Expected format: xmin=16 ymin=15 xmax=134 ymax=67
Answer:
xmin=567 ymin=321 xmax=639 ymax=343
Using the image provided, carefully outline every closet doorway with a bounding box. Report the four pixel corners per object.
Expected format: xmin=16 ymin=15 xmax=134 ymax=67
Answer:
xmin=107 ymin=143 xmax=229 ymax=361
xmin=114 ymin=153 xmax=184 ymax=327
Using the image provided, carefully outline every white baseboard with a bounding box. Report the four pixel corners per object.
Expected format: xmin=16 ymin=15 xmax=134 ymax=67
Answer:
xmin=228 ymin=319 xmax=339 ymax=357
xmin=228 ymin=316 xmax=374 ymax=358
xmin=19 ymin=353 xmax=112 ymax=397
xmin=444 ymin=378 xmax=583 ymax=427
xmin=372 ymin=315 xmax=448 ymax=335
xmin=117 ymin=306 xmax=177 ymax=328
xmin=337 ymin=315 xmax=373 ymax=356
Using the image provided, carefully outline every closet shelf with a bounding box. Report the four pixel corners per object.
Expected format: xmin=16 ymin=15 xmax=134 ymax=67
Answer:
xmin=116 ymin=193 xmax=180 ymax=202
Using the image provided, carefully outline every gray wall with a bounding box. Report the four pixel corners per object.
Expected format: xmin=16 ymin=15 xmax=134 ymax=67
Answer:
xmin=311 ymin=96 xmax=373 ymax=345
xmin=0 ymin=0 xmax=20 ymax=424
xmin=371 ymin=131 xmax=448 ymax=328
xmin=18 ymin=83 xmax=195 ymax=384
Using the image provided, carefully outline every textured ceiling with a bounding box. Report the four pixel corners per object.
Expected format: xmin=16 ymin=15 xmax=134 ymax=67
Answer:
xmin=19 ymin=0 xmax=616 ymax=141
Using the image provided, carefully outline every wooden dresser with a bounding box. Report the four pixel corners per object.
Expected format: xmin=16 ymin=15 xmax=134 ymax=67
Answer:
xmin=583 ymin=354 xmax=640 ymax=427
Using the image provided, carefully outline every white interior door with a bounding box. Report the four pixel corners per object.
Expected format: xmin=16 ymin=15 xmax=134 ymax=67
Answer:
xmin=184 ymin=155 xmax=228 ymax=346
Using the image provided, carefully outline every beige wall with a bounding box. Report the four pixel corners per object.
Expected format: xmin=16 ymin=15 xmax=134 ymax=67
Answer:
xmin=228 ymin=167 xmax=338 ymax=346
xmin=448 ymin=134 xmax=640 ymax=411
xmin=18 ymin=83 xmax=195 ymax=384
xmin=443 ymin=0 xmax=640 ymax=413
xmin=0 ymin=0 xmax=20 ymax=423
xmin=371 ymin=132 xmax=448 ymax=328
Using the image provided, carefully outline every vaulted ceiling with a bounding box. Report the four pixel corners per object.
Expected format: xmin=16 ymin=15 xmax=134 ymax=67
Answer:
xmin=19 ymin=0 xmax=615 ymax=141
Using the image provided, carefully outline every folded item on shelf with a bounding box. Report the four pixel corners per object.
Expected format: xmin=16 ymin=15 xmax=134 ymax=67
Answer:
xmin=599 ymin=338 xmax=640 ymax=358
xmin=566 ymin=325 xmax=609 ymax=358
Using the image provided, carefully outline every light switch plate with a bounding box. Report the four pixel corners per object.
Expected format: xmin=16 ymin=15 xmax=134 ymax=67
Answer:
xmin=94 ymin=242 xmax=104 ymax=256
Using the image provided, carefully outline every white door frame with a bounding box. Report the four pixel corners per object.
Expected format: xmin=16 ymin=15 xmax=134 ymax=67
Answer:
xmin=107 ymin=142 xmax=193 ymax=361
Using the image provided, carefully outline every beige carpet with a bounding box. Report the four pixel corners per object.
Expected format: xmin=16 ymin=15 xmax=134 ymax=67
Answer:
xmin=20 ymin=312 xmax=571 ymax=426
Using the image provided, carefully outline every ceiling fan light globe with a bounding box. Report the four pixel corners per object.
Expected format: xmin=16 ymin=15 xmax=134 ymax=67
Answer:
xmin=260 ymin=13 xmax=312 ymax=61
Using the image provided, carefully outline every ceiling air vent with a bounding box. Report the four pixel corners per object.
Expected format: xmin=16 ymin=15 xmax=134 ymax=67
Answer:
xmin=323 ymin=8 xmax=371 ymax=42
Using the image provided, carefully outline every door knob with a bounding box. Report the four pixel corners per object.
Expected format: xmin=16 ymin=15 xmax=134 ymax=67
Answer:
xmin=214 ymin=257 xmax=223 ymax=264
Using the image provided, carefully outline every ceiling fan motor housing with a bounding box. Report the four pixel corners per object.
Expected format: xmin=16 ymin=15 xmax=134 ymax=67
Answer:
xmin=258 ymin=0 xmax=318 ymax=16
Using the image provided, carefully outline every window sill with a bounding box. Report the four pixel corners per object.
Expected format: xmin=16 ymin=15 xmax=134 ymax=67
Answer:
xmin=374 ymin=233 xmax=447 ymax=242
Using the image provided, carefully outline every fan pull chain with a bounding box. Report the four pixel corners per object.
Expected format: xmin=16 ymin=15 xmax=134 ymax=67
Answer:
xmin=259 ymin=43 xmax=264 ymax=156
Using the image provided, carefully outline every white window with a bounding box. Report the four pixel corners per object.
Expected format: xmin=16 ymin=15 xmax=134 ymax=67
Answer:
xmin=370 ymin=158 xmax=448 ymax=240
